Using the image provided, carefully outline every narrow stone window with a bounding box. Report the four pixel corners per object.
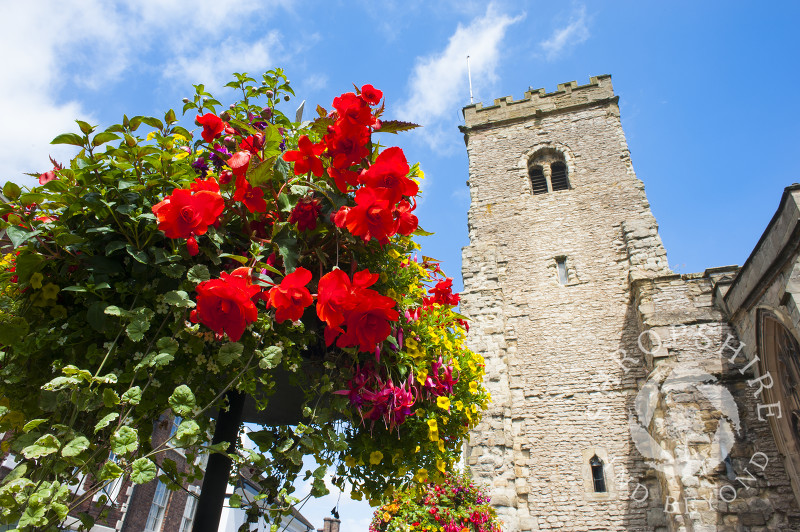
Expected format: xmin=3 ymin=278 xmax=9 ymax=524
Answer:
xmin=556 ymin=257 xmax=568 ymax=285
xmin=550 ymin=161 xmax=569 ymax=191
xmin=529 ymin=165 xmax=547 ymax=195
xmin=590 ymin=455 xmax=606 ymax=493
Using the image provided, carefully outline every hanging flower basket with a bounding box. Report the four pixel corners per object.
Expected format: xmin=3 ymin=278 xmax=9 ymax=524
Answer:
xmin=0 ymin=69 xmax=490 ymax=529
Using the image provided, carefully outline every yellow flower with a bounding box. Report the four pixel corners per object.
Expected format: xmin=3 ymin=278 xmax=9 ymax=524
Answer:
xmin=416 ymin=169 xmax=425 ymax=180
xmin=437 ymin=440 xmax=444 ymax=452
xmin=369 ymin=451 xmax=384 ymax=465
xmin=174 ymin=151 xmax=190 ymax=160
xmin=436 ymin=396 xmax=450 ymax=411
xmin=417 ymin=368 xmax=428 ymax=386
xmin=451 ymin=357 xmax=460 ymax=371
xmin=427 ymin=418 xmax=438 ymax=431
xmin=386 ymin=288 xmax=397 ymax=300
xmin=436 ymin=459 xmax=446 ymax=473
xmin=415 ymin=468 xmax=429 ymax=483
xmin=344 ymin=455 xmax=356 ymax=467
xmin=415 ymin=407 xmax=426 ymax=417
xmin=406 ymin=337 xmax=418 ymax=350
xmin=470 ymin=404 xmax=478 ymax=413
xmin=383 ymin=512 xmax=392 ymax=522
xmin=41 ymin=283 xmax=60 ymax=301
xmin=29 ymin=272 xmax=43 ymax=289
xmin=469 ymin=381 xmax=479 ymax=394
xmin=173 ymin=133 xmax=188 ymax=142
xmin=146 ymin=131 xmax=157 ymax=141
xmin=415 ymin=445 xmax=420 ymax=453
xmin=455 ymin=400 xmax=464 ymax=411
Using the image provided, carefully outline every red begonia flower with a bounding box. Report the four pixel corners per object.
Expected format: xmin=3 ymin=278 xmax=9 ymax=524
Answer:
xmin=332 ymin=92 xmax=377 ymax=128
xmin=317 ymin=269 xmax=355 ymax=329
xmin=360 ymin=147 xmax=416 ymax=203
xmin=328 ymin=166 xmax=360 ymax=193
xmin=195 ymin=267 xmax=261 ymax=341
xmin=288 ymin=196 xmax=322 ymax=231
xmin=337 ymin=290 xmax=399 ymax=353
xmin=240 ymin=133 xmax=264 ymax=154
xmin=190 ymin=176 xmax=220 ymax=193
xmin=335 ymin=187 xmax=397 ymax=245
xmin=227 ymin=151 xmax=252 ymax=178
xmin=324 ymin=121 xmax=370 ymax=169
xmin=233 ymin=179 xmax=267 ymax=213
xmin=283 ymin=135 xmax=325 ymax=176
xmin=360 ymin=84 xmax=383 ymax=106
xmin=395 ymin=199 xmax=418 ymax=235
xmin=152 ymin=187 xmax=224 ymax=239
xmin=424 ymin=278 xmax=460 ymax=307
xmin=267 ymin=267 xmax=314 ymax=323
xmin=197 ymin=113 xmax=226 ymax=143
xmin=187 ymin=236 xmax=199 ymax=256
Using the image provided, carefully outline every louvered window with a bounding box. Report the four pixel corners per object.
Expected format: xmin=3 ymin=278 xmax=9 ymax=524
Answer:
xmin=550 ymin=161 xmax=569 ymax=191
xmin=529 ymin=166 xmax=547 ymax=195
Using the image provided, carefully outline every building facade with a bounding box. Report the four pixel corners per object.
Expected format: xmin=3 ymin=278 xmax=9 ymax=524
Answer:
xmin=460 ymin=75 xmax=800 ymax=531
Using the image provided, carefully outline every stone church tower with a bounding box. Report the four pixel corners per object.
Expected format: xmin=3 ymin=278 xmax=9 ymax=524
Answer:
xmin=460 ymin=76 xmax=800 ymax=530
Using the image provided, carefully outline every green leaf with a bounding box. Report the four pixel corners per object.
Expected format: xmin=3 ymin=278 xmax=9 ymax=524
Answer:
xmin=94 ymin=413 xmax=119 ymax=433
xmin=62 ymin=436 xmax=90 ymax=458
xmin=174 ymin=419 xmax=200 ymax=446
xmin=2 ymin=181 xmax=21 ymax=200
xmin=55 ymin=233 xmax=86 ymax=246
xmin=218 ymin=342 xmax=243 ymax=366
xmin=169 ymin=385 xmax=196 ymax=417
xmin=6 ymin=225 xmax=41 ymax=248
xmin=229 ymin=493 xmax=242 ymax=508
xmin=22 ymin=419 xmax=47 ymax=432
xmin=162 ymin=263 xmax=186 ymax=278
xmin=164 ymin=290 xmax=195 ymax=308
xmin=18 ymin=193 xmax=45 ymax=207
xmin=139 ymin=116 xmax=164 ymax=130
xmin=91 ymin=132 xmax=120 ymax=147
xmin=21 ymin=434 xmax=60 ymax=459
xmin=99 ymin=460 xmax=123 ymax=481
xmin=104 ymin=305 xmax=130 ymax=318
xmin=51 ymin=133 xmax=85 ymax=147
xmin=125 ymin=244 xmax=149 ymax=263
xmin=412 ymin=227 xmax=435 ymax=236
xmin=110 ymin=426 xmax=138 ymax=455
xmin=19 ymin=505 xmax=47 ymax=528
xmin=102 ymin=388 xmax=120 ymax=408
xmin=274 ymin=230 xmax=298 ymax=273
xmin=246 ymin=158 xmax=273 ymax=186
xmin=126 ymin=319 xmax=150 ymax=343
xmin=156 ymin=337 xmax=179 ymax=355
xmin=165 ymin=109 xmax=177 ymax=124
xmin=105 ymin=241 xmax=127 ymax=255
xmin=121 ymin=386 xmax=142 ymax=405
xmin=131 ymin=458 xmax=157 ymax=484
xmin=76 ymin=120 xmax=94 ymax=134
xmin=374 ymin=119 xmax=422 ymax=134
xmin=187 ymin=264 xmax=210 ymax=283
xmin=257 ymin=346 xmax=282 ymax=370
xmin=311 ymin=477 xmax=330 ymax=497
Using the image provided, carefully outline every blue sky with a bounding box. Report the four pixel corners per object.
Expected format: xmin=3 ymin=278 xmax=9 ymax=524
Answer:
xmin=3 ymin=1 xmax=799 ymax=529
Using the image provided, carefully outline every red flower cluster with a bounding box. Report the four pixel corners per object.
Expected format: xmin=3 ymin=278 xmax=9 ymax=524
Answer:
xmin=192 ymin=267 xmax=261 ymax=342
xmin=152 ymin=176 xmax=224 ymax=240
xmin=288 ymin=196 xmax=322 ymax=231
xmin=334 ymin=365 xmax=416 ymax=429
xmin=317 ymin=268 xmax=399 ymax=353
xmin=424 ymin=278 xmax=460 ymax=307
xmin=280 ymin=85 xmax=419 ymax=246
xmin=267 ymin=267 xmax=313 ymax=323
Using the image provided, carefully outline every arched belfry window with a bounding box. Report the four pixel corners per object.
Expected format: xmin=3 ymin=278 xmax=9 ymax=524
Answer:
xmin=529 ymin=166 xmax=547 ymax=195
xmin=526 ymin=148 xmax=570 ymax=195
xmin=590 ymin=455 xmax=606 ymax=493
xmin=550 ymin=161 xmax=569 ymax=191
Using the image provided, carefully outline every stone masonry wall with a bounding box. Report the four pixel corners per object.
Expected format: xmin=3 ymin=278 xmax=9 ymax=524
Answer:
xmin=461 ymin=76 xmax=672 ymax=531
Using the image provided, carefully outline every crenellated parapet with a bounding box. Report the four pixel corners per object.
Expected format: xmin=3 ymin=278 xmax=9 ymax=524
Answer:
xmin=462 ymin=74 xmax=616 ymax=130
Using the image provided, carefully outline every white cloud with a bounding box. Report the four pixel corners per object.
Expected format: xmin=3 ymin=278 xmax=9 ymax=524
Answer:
xmin=0 ymin=0 xmax=293 ymax=187
xmin=396 ymin=5 xmax=523 ymax=148
xmin=166 ymin=33 xmax=283 ymax=94
xmin=539 ymin=5 xmax=590 ymax=61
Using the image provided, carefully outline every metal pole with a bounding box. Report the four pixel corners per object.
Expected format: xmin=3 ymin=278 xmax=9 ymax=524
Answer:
xmin=467 ymin=55 xmax=474 ymax=104
xmin=192 ymin=390 xmax=246 ymax=532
